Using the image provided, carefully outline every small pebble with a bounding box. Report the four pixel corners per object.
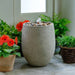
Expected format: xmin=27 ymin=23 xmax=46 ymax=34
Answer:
xmin=24 ymin=22 xmax=51 ymax=26
xmin=42 ymin=23 xmax=45 ymax=26
xmin=37 ymin=22 xmax=39 ymax=24
xmin=37 ymin=24 xmax=42 ymax=26
xmin=47 ymin=22 xmax=51 ymax=25
xmin=42 ymin=23 xmax=47 ymax=26
xmin=33 ymin=24 xmax=36 ymax=26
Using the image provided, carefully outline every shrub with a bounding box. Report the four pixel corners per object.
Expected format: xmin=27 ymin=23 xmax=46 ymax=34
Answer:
xmin=57 ymin=36 xmax=75 ymax=48
xmin=0 ymin=35 xmax=21 ymax=57
xmin=0 ymin=19 xmax=21 ymax=43
xmin=40 ymin=14 xmax=71 ymax=38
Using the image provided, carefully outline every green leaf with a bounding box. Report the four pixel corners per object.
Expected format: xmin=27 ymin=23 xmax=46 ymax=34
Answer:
xmin=13 ymin=52 xmax=21 ymax=57
xmin=2 ymin=53 xmax=10 ymax=57
xmin=0 ymin=53 xmax=2 ymax=57
xmin=13 ymin=44 xmax=20 ymax=50
xmin=3 ymin=49 xmax=13 ymax=53
xmin=0 ymin=46 xmax=2 ymax=50
xmin=40 ymin=14 xmax=51 ymax=22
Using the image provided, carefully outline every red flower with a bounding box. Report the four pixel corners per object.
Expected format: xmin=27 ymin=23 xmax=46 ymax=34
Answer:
xmin=16 ymin=20 xmax=30 ymax=32
xmin=15 ymin=37 xmax=18 ymax=45
xmin=0 ymin=37 xmax=4 ymax=45
xmin=16 ymin=22 xmax=23 ymax=32
xmin=7 ymin=39 xmax=14 ymax=47
xmin=22 ymin=20 xmax=30 ymax=24
xmin=1 ymin=35 xmax=9 ymax=43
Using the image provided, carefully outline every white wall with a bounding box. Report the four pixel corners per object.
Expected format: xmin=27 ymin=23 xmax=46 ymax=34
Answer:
xmin=0 ymin=0 xmax=13 ymax=25
xmin=14 ymin=0 xmax=53 ymax=25
xmin=61 ymin=0 xmax=75 ymax=36
xmin=55 ymin=0 xmax=62 ymax=14
xmin=0 ymin=0 xmax=53 ymax=26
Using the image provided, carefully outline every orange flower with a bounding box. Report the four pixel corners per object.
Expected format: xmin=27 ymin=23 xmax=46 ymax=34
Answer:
xmin=15 ymin=37 xmax=18 ymax=45
xmin=16 ymin=22 xmax=23 ymax=32
xmin=0 ymin=37 xmax=4 ymax=45
xmin=1 ymin=35 xmax=9 ymax=43
xmin=7 ymin=39 xmax=14 ymax=47
xmin=22 ymin=20 xmax=30 ymax=24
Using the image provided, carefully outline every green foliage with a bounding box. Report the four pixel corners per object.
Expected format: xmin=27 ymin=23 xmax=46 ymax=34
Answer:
xmin=0 ymin=19 xmax=21 ymax=57
xmin=0 ymin=19 xmax=21 ymax=43
xmin=12 ymin=52 xmax=21 ymax=57
xmin=40 ymin=14 xmax=51 ymax=22
xmin=57 ymin=36 xmax=75 ymax=48
xmin=0 ymin=43 xmax=21 ymax=57
xmin=40 ymin=14 xmax=71 ymax=38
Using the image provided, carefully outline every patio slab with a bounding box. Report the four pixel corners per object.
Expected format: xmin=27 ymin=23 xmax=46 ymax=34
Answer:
xmin=0 ymin=55 xmax=75 ymax=75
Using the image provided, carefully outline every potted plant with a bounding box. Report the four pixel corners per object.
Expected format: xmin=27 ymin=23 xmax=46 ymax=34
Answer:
xmin=0 ymin=35 xmax=20 ymax=72
xmin=0 ymin=19 xmax=22 ymax=56
xmin=57 ymin=36 xmax=75 ymax=63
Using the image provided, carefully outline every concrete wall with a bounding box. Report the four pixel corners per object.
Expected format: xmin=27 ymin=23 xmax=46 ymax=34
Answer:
xmin=0 ymin=0 xmax=53 ymax=26
xmin=0 ymin=0 xmax=13 ymax=25
xmin=1 ymin=0 xmax=74 ymax=36
xmin=55 ymin=0 xmax=62 ymax=14
xmin=14 ymin=0 xmax=53 ymax=25
xmin=61 ymin=0 xmax=75 ymax=36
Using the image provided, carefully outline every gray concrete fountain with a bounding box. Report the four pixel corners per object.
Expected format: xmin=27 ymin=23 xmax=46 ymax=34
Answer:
xmin=22 ymin=23 xmax=55 ymax=66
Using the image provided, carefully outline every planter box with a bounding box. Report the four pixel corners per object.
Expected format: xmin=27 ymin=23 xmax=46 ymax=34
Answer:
xmin=0 ymin=55 xmax=16 ymax=72
xmin=22 ymin=23 xmax=55 ymax=66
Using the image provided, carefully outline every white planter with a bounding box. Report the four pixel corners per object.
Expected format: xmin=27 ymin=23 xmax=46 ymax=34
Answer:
xmin=22 ymin=23 xmax=55 ymax=66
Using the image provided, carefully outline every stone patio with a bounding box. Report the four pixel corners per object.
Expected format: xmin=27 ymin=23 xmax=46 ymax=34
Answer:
xmin=0 ymin=55 xmax=75 ymax=75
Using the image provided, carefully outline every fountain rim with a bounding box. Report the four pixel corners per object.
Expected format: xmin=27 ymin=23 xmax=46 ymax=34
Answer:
xmin=23 ymin=23 xmax=54 ymax=28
